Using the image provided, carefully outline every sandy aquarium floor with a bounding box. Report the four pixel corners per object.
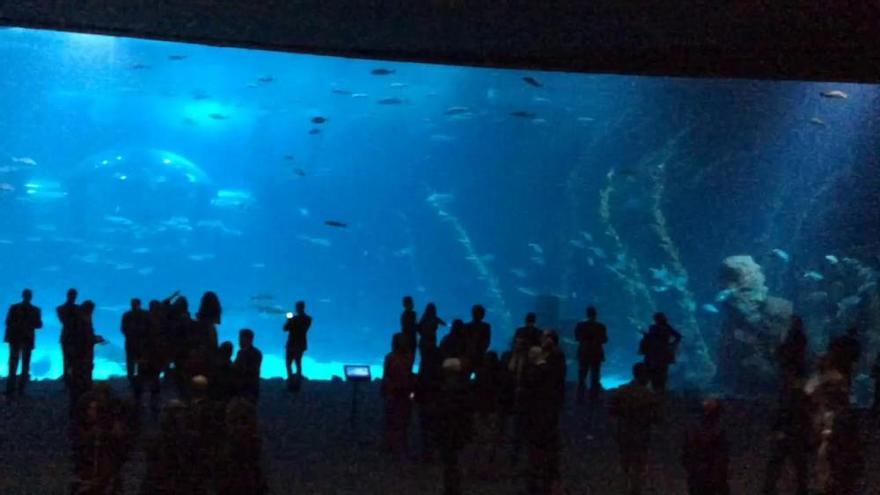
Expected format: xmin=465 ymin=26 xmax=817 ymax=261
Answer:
xmin=0 ymin=379 xmax=878 ymax=494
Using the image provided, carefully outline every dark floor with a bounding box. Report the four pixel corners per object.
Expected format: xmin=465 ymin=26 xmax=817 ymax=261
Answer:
xmin=0 ymin=379 xmax=877 ymax=494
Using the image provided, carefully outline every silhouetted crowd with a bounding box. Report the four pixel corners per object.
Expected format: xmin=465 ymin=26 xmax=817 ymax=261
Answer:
xmin=6 ymin=288 xmax=268 ymax=494
xmin=4 ymin=289 xmax=878 ymax=494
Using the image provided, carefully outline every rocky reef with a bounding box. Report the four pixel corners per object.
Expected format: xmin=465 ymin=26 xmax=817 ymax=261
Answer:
xmin=716 ymin=255 xmax=793 ymax=395
xmin=716 ymin=253 xmax=880 ymax=397
xmin=796 ymin=256 xmax=879 ymax=384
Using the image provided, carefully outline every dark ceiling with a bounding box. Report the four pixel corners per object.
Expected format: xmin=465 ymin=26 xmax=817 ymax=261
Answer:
xmin=1 ymin=0 xmax=879 ymax=83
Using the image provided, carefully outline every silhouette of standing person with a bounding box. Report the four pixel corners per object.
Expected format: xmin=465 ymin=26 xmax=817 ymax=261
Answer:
xmin=401 ymin=295 xmax=418 ymax=352
xmin=439 ymin=319 xmax=467 ymax=361
xmin=514 ymin=312 xmax=542 ymax=350
xmin=415 ymin=341 xmax=443 ymax=462
xmin=187 ymin=292 xmax=222 ymax=381
xmin=234 ymin=329 xmax=262 ymax=402
xmin=195 ymin=291 xmax=221 ymax=347
xmin=382 ymin=332 xmax=415 ymax=460
xmin=121 ymin=298 xmax=150 ymax=394
xmin=283 ymin=301 xmax=312 ymax=388
xmin=761 ymin=387 xmax=812 ymax=495
xmin=436 ymin=357 xmax=473 ymax=495
xmin=138 ymin=300 xmax=168 ymax=414
xmin=775 ymin=315 xmax=809 ymax=402
xmin=639 ymin=312 xmax=682 ymax=393
xmin=609 ymin=363 xmax=660 ymax=495
xmin=575 ymin=306 xmax=608 ymax=403
xmin=682 ymin=399 xmax=730 ymax=495
xmin=68 ymin=300 xmax=106 ymax=413
xmin=828 ymin=327 xmax=861 ymax=388
xmin=464 ymin=305 xmax=491 ymax=373
xmin=5 ymin=288 xmax=43 ymax=397
xmin=57 ymin=288 xmax=79 ymax=389
xmin=523 ymin=331 xmax=567 ymax=495
xmin=417 ymin=302 xmax=446 ymax=356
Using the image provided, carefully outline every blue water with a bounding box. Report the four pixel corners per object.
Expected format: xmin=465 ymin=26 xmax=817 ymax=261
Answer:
xmin=1 ymin=28 xmax=878 ymax=385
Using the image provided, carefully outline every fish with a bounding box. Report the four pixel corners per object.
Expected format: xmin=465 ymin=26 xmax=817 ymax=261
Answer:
xmin=168 ymin=54 xmax=188 ymax=61
xmin=251 ymin=263 xmax=266 ymax=269
xmin=517 ymin=287 xmax=538 ymax=297
xmin=701 ymin=304 xmax=720 ymax=314
xmin=430 ymin=134 xmax=456 ymax=142
xmin=130 ymin=63 xmax=150 ymax=70
xmin=820 ymin=90 xmax=848 ymax=99
xmin=297 ymin=235 xmax=332 ymax=247
xmin=426 ymin=192 xmax=455 ymax=204
xmin=104 ymin=215 xmax=134 ymax=226
xmin=837 ymin=295 xmax=861 ymax=310
xmin=331 ymin=88 xmax=353 ymax=95
xmin=324 ymin=220 xmax=348 ymax=228
xmin=11 ymin=157 xmax=37 ymax=166
xmin=311 ymin=116 xmax=328 ymax=124
xmin=528 ymin=243 xmax=543 ymax=254
xmin=522 ymin=76 xmax=543 ymax=88
xmin=568 ymin=239 xmax=585 ymax=249
xmin=74 ymin=253 xmax=100 ymax=264
xmin=377 ymin=97 xmax=404 ymax=105
xmin=188 ymin=253 xmax=216 ymax=262
xmin=714 ymin=288 xmax=735 ymax=303
xmin=510 ymin=268 xmax=527 ymax=279
xmin=580 ymin=231 xmax=594 ymax=242
xmin=389 ymin=82 xmax=408 ymax=88
xmin=444 ymin=106 xmax=471 ymax=116
xmin=809 ymin=117 xmax=828 ymax=127
xmin=825 ymin=255 xmax=839 ymax=265
xmin=293 ymin=168 xmax=307 ymax=178
xmin=283 ymin=155 xmax=295 ymax=161
xmin=35 ymin=224 xmax=56 ymax=232
xmin=41 ymin=265 xmax=60 ymax=272
xmin=255 ymin=304 xmax=288 ymax=315
xmin=371 ymin=68 xmax=395 ymax=75
xmin=298 ymin=207 xmax=310 ymax=217
xmin=308 ymin=129 xmax=322 ymax=135
xmin=257 ymin=76 xmax=274 ymax=83
xmin=587 ymin=246 xmax=606 ymax=258
xmin=533 ymin=97 xmax=552 ymax=103
xmin=137 ymin=267 xmax=154 ymax=275
xmin=530 ymin=256 xmax=545 ymax=266
xmin=250 ymin=293 xmax=275 ymax=301
xmin=209 ymin=113 xmax=228 ymax=120
xmin=511 ymin=111 xmax=537 ymax=119
xmin=394 ymin=247 xmax=415 ymax=257
xmin=114 ymin=263 xmax=134 ymax=270
xmin=0 ymin=239 xmax=12 ymax=245
xmin=350 ymin=93 xmax=368 ymax=98
xmin=803 ymin=271 xmax=824 ymax=282
xmin=191 ymin=90 xmax=210 ymax=101
xmin=771 ymin=249 xmax=790 ymax=262
xmin=577 ymin=116 xmax=595 ymax=123
xmin=0 ymin=183 xmax=15 ymax=193
xmin=0 ymin=166 xmax=21 ymax=173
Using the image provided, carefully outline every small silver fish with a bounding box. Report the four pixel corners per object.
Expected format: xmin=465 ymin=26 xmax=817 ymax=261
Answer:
xmin=820 ymin=90 xmax=848 ymax=99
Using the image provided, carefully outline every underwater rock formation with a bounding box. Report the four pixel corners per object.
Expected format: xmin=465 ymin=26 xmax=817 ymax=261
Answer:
xmin=717 ymin=255 xmax=793 ymax=395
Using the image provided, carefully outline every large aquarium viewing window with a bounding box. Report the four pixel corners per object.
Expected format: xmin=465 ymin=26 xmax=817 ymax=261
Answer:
xmin=1 ymin=27 xmax=878 ymax=390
